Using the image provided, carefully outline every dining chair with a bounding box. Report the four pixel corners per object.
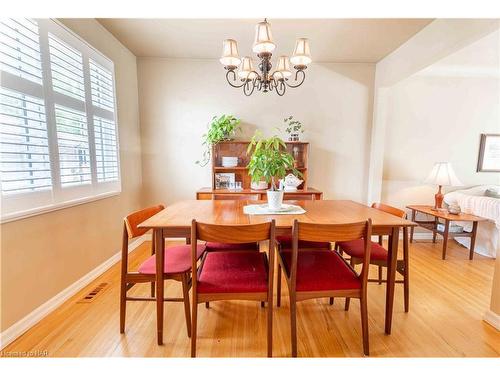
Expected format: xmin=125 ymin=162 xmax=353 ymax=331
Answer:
xmin=277 ymin=219 xmax=372 ymax=356
xmin=190 ymin=220 xmax=276 ymax=357
xmin=205 ymin=194 xmax=260 ymax=253
xmin=119 ymin=204 xmax=206 ymax=338
xmin=278 ymin=193 xmax=330 ymax=251
xmin=336 ymin=202 xmax=410 ymax=312
xmin=213 ymin=193 xmax=260 ymax=200
xmin=276 ymin=193 xmax=331 ymax=307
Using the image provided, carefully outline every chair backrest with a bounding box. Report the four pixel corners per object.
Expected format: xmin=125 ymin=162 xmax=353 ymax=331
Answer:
xmin=124 ymin=204 xmax=165 ymax=239
xmin=290 ymin=219 xmax=372 ymax=290
xmin=213 ymin=194 xmax=260 ymax=201
xmin=121 ymin=204 xmax=164 ymax=274
xmin=295 ymin=220 xmax=370 ymax=243
xmin=284 ymin=194 xmax=315 ymax=201
xmin=193 ymin=221 xmax=275 ymax=244
xmin=191 ymin=220 xmax=276 ymax=294
xmin=371 ymin=202 xmax=405 ymax=218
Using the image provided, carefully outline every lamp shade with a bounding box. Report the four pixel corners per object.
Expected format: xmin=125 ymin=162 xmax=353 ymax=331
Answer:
xmin=220 ymin=39 xmax=241 ymax=67
xmin=290 ymin=38 xmax=312 ymax=67
xmin=424 ymin=162 xmax=463 ymax=186
xmin=238 ymin=57 xmax=257 ymax=80
xmin=253 ymin=20 xmax=276 ymax=54
xmin=274 ymin=56 xmax=292 ymax=79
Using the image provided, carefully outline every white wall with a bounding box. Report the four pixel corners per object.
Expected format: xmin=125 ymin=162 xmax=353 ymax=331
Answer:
xmin=367 ymin=19 xmax=500 ymax=203
xmin=381 ymin=30 xmax=500 ymax=208
xmin=137 ymin=59 xmax=375 ymax=205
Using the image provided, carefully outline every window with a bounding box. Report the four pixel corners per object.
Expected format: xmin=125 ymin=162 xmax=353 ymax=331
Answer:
xmin=0 ymin=18 xmax=120 ymax=222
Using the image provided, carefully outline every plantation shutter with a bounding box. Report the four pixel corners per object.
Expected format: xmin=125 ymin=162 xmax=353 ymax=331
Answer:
xmin=0 ymin=87 xmax=52 ymax=194
xmin=0 ymin=18 xmax=43 ymax=85
xmin=48 ymin=34 xmax=86 ymax=101
xmin=1 ymin=18 xmax=121 ymax=222
xmin=89 ymin=59 xmax=119 ymax=183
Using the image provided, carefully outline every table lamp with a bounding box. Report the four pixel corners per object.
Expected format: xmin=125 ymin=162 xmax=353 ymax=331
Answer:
xmin=425 ymin=162 xmax=463 ymax=210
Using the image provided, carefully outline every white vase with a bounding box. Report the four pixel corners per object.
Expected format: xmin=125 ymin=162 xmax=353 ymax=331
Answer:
xmin=267 ymin=190 xmax=284 ymax=210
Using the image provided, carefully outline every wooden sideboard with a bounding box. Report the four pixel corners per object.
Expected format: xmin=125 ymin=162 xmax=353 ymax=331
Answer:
xmin=198 ymin=140 xmax=322 ymax=200
xmin=210 ymin=141 xmax=310 ymax=190
xmin=196 ymin=187 xmax=323 ymax=200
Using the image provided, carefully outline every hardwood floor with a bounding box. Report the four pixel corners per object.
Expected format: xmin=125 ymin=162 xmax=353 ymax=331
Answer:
xmin=3 ymin=239 xmax=500 ymax=357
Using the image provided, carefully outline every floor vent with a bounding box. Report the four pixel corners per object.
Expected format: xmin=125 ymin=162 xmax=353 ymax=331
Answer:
xmin=78 ymin=283 xmax=109 ymax=303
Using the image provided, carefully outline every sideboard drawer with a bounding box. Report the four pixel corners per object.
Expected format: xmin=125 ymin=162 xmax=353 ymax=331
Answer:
xmin=196 ymin=188 xmax=323 ymax=201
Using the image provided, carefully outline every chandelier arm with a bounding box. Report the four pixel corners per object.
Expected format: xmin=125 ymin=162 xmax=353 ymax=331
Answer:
xmin=243 ymin=80 xmax=256 ymax=96
xmin=284 ymin=69 xmax=306 ymax=88
xmin=257 ymin=78 xmax=263 ymax=91
xmin=225 ymin=69 xmax=246 ymax=88
xmin=275 ymin=80 xmax=286 ymax=96
xmin=242 ymin=70 xmax=261 ymax=82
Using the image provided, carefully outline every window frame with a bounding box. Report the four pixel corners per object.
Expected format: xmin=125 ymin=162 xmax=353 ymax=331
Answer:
xmin=0 ymin=18 xmax=121 ymax=223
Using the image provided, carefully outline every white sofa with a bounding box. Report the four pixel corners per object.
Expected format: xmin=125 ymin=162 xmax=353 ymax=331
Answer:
xmin=443 ymin=185 xmax=500 ymax=258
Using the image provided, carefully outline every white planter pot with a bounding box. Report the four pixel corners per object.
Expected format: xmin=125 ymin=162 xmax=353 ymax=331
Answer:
xmin=267 ymin=190 xmax=284 ymax=210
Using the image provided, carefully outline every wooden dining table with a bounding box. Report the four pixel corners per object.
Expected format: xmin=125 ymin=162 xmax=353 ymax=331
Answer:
xmin=139 ymin=199 xmax=416 ymax=345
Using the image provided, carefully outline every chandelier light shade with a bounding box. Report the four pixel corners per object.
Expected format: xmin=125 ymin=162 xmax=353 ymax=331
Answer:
xmin=220 ymin=18 xmax=311 ymax=96
xmin=274 ymin=56 xmax=292 ymax=79
xmin=290 ymin=38 xmax=312 ymax=67
xmin=220 ymin=39 xmax=241 ymax=68
xmin=253 ymin=20 xmax=276 ymax=54
xmin=238 ymin=57 xmax=258 ymax=80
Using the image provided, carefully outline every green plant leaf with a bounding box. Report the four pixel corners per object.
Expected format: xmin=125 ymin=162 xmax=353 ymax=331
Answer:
xmin=196 ymin=114 xmax=242 ymax=166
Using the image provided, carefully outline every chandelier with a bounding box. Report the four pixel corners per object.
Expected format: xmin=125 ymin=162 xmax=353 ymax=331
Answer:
xmin=219 ymin=19 xmax=312 ymax=96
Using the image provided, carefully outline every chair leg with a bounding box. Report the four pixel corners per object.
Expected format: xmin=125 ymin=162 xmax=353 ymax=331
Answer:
xmin=378 ymin=266 xmax=383 ymax=285
xmin=345 ymin=257 xmax=354 ymax=311
xmin=150 ymin=282 xmax=155 ymax=298
xmin=277 ymin=264 xmax=282 ymax=307
xmin=329 ymin=297 xmax=334 ymax=305
xmin=205 ymin=302 xmax=210 ymax=309
xmin=267 ymin=293 xmax=273 ymax=357
xmin=191 ymin=302 xmax=198 ymax=357
xmin=119 ymin=279 xmax=127 ymax=333
xmin=403 ymin=227 xmax=410 ymax=313
xmin=403 ymin=272 xmax=409 ymax=313
xmin=360 ymin=295 xmax=369 ymax=356
xmin=181 ymin=274 xmax=191 ymax=338
xmin=290 ymin=295 xmax=298 ymax=357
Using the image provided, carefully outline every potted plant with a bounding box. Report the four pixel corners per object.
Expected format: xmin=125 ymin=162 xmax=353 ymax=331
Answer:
xmin=247 ymin=131 xmax=301 ymax=209
xmin=283 ymin=115 xmax=304 ymax=141
xmin=196 ymin=114 xmax=241 ymax=167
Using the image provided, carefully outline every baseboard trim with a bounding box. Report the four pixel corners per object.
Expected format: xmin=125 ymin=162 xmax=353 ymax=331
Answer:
xmin=0 ymin=234 xmax=150 ymax=350
xmin=484 ymin=309 xmax=500 ymax=331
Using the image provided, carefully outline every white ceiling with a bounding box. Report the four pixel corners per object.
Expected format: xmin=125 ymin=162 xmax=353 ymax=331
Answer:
xmin=97 ymin=18 xmax=433 ymax=63
xmin=415 ymin=30 xmax=500 ymax=78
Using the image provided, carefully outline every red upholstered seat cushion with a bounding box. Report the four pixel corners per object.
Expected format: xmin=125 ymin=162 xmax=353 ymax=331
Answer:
xmin=337 ymin=239 xmax=388 ymax=261
xmin=205 ymin=242 xmax=258 ymax=252
xmin=276 ymin=235 xmax=330 ymax=250
xmin=138 ymin=244 xmax=206 ymax=275
xmin=280 ymin=250 xmax=360 ymax=291
xmin=197 ymin=251 xmax=268 ymax=294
